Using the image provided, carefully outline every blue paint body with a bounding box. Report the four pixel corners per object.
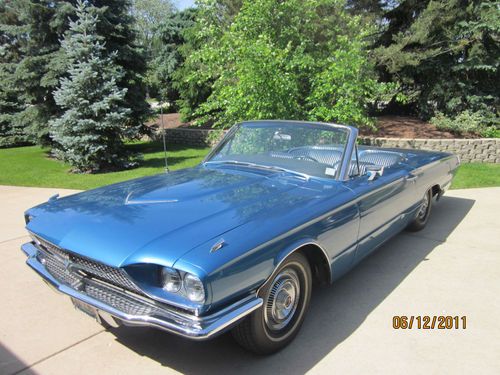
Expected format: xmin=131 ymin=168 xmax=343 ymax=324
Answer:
xmin=25 ymin=125 xmax=459 ymax=316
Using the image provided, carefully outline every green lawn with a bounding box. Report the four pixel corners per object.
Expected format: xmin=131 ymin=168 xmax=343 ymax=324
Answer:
xmin=451 ymin=163 xmax=500 ymax=190
xmin=0 ymin=142 xmax=210 ymax=190
xmin=0 ymin=143 xmax=498 ymax=190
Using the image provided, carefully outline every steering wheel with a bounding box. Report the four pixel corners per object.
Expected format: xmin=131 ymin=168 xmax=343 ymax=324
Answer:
xmin=292 ymin=154 xmax=319 ymax=163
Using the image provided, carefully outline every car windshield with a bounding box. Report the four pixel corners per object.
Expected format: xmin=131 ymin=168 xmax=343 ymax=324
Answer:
xmin=204 ymin=121 xmax=351 ymax=179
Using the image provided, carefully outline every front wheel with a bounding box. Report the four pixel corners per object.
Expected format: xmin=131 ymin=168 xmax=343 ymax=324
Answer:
xmin=232 ymin=252 xmax=312 ymax=354
xmin=406 ymin=188 xmax=432 ymax=232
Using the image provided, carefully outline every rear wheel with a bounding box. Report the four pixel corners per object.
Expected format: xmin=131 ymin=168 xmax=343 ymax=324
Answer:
xmin=232 ymin=252 xmax=312 ymax=355
xmin=407 ymin=188 xmax=432 ymax=232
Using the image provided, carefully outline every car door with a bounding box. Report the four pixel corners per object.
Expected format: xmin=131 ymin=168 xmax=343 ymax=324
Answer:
xmin=344 ymin=164 xmax=417 ymax=263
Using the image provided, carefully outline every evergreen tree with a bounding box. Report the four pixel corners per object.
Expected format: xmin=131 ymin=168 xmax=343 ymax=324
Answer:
xmin=50 ymin=0 xmax=132 ymax=173
xmin=0 ymin=0 xmax=28 ymax=146
xmin=14 ymin=0 xmax=76 ymax=145
xmin=151 ymin=8 xmax=194 ymax=104
xmin=358 ymin=0 xmax=499 ymax=123
xmin=8 ymin=0 xmax=148 ymax=146
xmin=92 ymin=0 xmax=150 ymax=136
xmin=131 ymin=0 xmax=175 ymax=98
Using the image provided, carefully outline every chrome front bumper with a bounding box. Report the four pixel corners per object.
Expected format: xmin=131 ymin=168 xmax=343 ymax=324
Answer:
xmin=21 ymin=242 xmax=262 ymax=340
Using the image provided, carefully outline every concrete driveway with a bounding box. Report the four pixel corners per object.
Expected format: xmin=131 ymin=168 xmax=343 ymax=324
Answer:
xmin=1 ymin=185 xmax=499 ymax=374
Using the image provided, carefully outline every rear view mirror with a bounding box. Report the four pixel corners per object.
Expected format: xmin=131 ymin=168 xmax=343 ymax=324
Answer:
xmin=366 ymin=165 xmax=384 ymax=181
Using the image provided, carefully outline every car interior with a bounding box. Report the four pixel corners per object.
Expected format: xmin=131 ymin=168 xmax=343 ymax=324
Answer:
xmin=269 ymin=146 xmax=406 ymax=178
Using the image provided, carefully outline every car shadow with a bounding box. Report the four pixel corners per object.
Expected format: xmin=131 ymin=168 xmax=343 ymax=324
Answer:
xmin=0 ymin=343 xmax=38 ymax=375
xmin=108 ymin=195 xmax=474 ymax=374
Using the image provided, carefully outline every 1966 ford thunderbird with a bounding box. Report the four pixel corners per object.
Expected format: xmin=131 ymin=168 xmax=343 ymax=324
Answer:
xmin=22 ymin=121 xmax=459 ymax=354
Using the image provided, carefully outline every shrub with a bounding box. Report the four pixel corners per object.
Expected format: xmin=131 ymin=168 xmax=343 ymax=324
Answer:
xmin=430 ymin=110 xmax=499 ymax=137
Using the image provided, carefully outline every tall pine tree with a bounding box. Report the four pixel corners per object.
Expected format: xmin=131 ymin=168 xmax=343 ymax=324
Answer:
xmin=0 ymin=0 xmax=28 ymax=146
xmin=50 ymin=0 xmax=132 ymax=173
xmin=5 ymin=0 xmax=148 ymax=146
xmin=14 ymin=0 xmax=76 ymax=145
xmin=93 ymin=0 xmax=150 ymax=136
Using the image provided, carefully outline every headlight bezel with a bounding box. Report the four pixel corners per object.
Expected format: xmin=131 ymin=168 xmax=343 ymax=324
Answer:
xmin=160 ymin=267 xmax=182 ymax=293
xmin=159 ymin=266 xmax=206 ymax=303
xmin=183 ymin=273 xmax=205 ymax=302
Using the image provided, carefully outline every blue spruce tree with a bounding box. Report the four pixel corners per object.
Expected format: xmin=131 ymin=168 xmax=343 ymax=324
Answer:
xmin=50 ymin=0 xmax=132 ymax=173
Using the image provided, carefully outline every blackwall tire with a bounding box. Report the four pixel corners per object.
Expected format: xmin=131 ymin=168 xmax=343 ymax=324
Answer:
xmin=406 ymin=188 xmax=433 ymax=232
xmin=232 ymin=252 xmax=312 ymax=355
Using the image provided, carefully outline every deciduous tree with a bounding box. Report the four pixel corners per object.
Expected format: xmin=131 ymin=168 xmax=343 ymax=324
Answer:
xmin=183 ymin=0 xmax=385 ymax=129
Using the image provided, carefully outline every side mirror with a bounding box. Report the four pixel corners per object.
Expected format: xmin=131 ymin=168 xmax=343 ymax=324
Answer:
xmin=366 ymin=165 xmax=384 ymax=181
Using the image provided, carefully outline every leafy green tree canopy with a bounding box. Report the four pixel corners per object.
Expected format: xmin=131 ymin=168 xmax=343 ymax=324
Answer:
xmin=181 ymin=0 xmax=388 ymax=129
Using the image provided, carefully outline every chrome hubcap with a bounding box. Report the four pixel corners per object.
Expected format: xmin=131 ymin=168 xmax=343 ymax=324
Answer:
xmin=265 ymin=269 xmax=300 ymax=331
xmin=418 ymin=193 xmax=430 ymax=220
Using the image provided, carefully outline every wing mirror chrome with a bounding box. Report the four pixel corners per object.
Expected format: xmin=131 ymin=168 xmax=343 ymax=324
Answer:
xmin=366 ymin=165 xmax=384 ymax=181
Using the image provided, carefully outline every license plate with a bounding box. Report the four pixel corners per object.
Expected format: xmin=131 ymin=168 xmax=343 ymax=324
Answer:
xmin=71 ymin=298 xmax=98 ymax=319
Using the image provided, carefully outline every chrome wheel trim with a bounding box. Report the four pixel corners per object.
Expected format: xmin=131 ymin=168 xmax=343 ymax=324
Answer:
xmin=418 ymin=192 xmax=430 ymax=220
xmin=264 ymin=268 xmax=301 ymax=331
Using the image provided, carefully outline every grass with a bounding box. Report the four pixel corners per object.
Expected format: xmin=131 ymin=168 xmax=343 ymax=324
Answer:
xmin=451 ymin=163 xmax=500 ymax=190
xmin=0 ymin=143 xmax=498 ymax=190
xmin=0 ymin=141 xmax=210 ymax=190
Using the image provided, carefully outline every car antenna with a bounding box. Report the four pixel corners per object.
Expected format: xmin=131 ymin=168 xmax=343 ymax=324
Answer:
xmin=160 ymin=100 xmax=169 ymax=173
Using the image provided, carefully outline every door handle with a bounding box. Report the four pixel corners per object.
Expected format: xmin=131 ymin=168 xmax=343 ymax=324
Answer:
xmin=407 ymin=173 xmax=418 ymax=183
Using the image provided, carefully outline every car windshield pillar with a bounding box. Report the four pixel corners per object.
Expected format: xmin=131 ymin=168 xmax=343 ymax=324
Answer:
xmin=336 ymin=126 xmax=358 ymax=181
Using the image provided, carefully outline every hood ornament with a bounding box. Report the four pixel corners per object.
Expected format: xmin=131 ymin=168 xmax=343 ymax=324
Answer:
xmin=210 ymin=238 xmax=226 ymax=253
xmin=48 ymin=193 xmax=59 ymax=202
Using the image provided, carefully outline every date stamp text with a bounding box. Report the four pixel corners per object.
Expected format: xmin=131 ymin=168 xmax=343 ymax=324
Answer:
xmin=392 ymin=315 xmax=467 ymax=330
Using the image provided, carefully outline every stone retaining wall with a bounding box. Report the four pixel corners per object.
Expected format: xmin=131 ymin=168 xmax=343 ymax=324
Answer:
xmin=157 ymin=128 xmax=500 ymax=163
xmin=161 ymin=128 xmax=224 ymax=147
xmin=359 ymin=137 xmax=500 ymax=163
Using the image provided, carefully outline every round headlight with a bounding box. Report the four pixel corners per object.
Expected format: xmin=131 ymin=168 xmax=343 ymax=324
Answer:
xmin=184 ymin=273 xmax=205 ymax=302
xmin=161 ymin=267 xmax=181 ymax=293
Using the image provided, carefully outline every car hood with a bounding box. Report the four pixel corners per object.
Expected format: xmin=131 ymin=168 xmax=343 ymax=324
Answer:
xmin=26 ymin=166 xmax=325 ymax=269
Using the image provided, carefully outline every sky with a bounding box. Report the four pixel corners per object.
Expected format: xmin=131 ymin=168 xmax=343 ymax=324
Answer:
xmin=174 ymin=0 xmax=196 ymax=10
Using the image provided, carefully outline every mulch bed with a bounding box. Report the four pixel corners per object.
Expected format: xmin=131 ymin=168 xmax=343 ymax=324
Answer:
xmin=146 ymin=113 xmax=186 ymax=129
xmin=360 ymin=116 xmax=457 ymax=139
xmin=148 ymin=113 xmax=466 ymax=139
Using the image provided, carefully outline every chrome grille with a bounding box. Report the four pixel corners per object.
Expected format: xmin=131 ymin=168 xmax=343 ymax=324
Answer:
xmin=32 ymin=234 xmax=143 ymax=295
xmin=69 ymin=255 xmax=141 ymax=293
xmin=85 ymin=283 xmax=157 ymax=316
xmin=38 ymin=248 xmax=81 ymax=286
xmin=37 ymin=247 xmax=159 ymax=316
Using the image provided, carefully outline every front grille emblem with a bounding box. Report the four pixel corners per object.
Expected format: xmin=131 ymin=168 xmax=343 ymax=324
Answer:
xmin=64 ymin=258 xmax=73 ymax=274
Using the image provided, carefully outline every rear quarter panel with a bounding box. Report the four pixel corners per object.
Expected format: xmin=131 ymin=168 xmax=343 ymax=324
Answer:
xmin=401 ymin=148 xmax=460 ymax=197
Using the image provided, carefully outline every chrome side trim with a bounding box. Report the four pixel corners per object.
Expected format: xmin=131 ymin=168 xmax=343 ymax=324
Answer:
xmin=22 ymin=242 xmax=262 ymax=340
xmin=216 ymin=176 xmax=402 ymax=274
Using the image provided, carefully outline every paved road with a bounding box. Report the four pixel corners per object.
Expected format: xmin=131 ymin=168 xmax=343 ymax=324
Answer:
xmin=1 ymin=185 xmax=499 ymax=374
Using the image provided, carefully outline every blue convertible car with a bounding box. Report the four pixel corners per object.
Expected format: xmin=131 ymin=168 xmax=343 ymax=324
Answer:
xmin=22 ymin=121 xmax=459 ymax=354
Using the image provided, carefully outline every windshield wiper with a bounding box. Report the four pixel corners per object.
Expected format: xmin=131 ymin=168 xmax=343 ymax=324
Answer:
xmin=204 ymin=160 xmax=310 ymax=180
xmin=253 ymin=164 xmax=310 ymax=180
